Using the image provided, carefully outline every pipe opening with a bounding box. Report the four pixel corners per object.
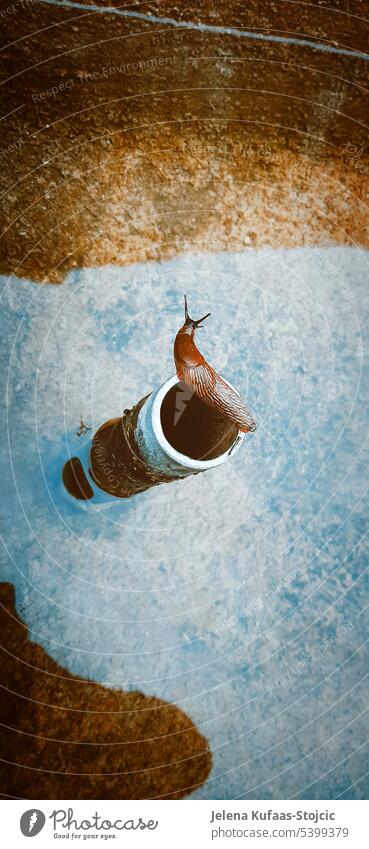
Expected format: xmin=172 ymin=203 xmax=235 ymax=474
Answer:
xmin=160 ymin=381 xmax=239 ymax=461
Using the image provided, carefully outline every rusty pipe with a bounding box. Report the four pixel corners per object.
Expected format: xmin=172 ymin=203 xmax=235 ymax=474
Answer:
xmin=62 ymin=375 xmax=245 ymax=502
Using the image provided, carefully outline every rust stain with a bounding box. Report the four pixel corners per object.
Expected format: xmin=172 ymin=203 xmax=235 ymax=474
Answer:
xmin=0 ymin=583 xmax=211 ymax=799
xmin=0 ymin=1 xmax=369 ymax=283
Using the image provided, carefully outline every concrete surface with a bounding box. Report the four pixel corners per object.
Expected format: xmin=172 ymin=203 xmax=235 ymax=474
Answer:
xmin=1 ymin=246 xmax=369 ymax=798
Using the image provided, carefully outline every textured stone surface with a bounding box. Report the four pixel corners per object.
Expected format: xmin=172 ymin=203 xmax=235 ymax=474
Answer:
xmin=2 ymin=0 xmax=369 ymax=801
xmin=1 ymin=0 xmax=369 ymax=282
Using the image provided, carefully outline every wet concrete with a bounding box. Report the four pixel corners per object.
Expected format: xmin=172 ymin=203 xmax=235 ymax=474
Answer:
xmin=2 ymin=247 xmax=369 ymax=799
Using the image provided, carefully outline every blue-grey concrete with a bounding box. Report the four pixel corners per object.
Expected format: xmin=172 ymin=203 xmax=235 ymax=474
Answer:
xmin=1 ymin=247 xmax=369 ymax=799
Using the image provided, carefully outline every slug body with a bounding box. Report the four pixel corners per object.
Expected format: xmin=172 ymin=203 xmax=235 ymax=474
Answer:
xmin=174 ymin=297 xmax=257 ymax=434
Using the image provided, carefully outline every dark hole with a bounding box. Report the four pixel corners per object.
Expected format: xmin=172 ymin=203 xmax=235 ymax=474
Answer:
xmin=62 ymin=457 xmax=94 ymax=500
xmin=160 ymin=382 xmax=238 ymax=461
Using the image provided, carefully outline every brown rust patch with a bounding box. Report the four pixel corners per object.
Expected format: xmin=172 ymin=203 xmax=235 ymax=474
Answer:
xmin=0 ymin=582 xmax=211 ymax=799
xmin=1 ymin=1 xmax=369 ymax=283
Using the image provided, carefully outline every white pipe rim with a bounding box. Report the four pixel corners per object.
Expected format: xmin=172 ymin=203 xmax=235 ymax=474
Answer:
xmin=151 ymin=374 xmax=244 ymax=471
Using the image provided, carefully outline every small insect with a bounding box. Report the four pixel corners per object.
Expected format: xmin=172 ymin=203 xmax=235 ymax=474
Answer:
xmin=174 ymin=295 xmax=257 ymax=433
xmin=76 ymin=417 xmax=91 ymax=437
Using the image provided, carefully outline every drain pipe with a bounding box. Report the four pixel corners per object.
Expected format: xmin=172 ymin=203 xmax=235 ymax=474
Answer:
xmin=62 ymin=375 xmax=245 ymax=501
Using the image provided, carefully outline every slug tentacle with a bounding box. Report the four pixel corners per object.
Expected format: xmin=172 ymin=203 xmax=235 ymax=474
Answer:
xmin=173 ymin=297 xmax=257 ymax=434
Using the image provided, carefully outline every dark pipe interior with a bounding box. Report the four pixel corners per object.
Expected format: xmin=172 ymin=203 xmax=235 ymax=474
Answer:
xmin=160 ymin=382 xmax=239 ymax=461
